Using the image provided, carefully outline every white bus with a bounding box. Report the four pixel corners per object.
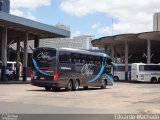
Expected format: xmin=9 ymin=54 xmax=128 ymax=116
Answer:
xmin=113 ymin=64 xmax=131 ymax=81
xmin=131 ymin=63 xmax=160 ymax=83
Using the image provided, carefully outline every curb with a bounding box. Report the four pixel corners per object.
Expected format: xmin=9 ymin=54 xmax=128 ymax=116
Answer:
xmin=0 ymin=81 xmax=31 ymax=84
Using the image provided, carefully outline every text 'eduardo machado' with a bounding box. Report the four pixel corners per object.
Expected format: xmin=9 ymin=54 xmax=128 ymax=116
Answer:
xmin=114 ymin=114 xmax=160 ymax=120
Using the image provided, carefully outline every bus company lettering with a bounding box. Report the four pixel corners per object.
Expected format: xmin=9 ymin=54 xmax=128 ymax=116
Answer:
xmin=37 ymin=52 xmax=51 ymax=59
xmin=81 ymin=64 xmax=94 ymax=76
xmin=60 ymin=67 xmax=71 ymax=70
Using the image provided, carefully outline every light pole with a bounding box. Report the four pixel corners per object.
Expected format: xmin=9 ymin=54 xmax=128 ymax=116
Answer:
xmin=0 ymin=1 xmax=3 ymax=11
xmin=112 ymin=18 xmax=114 ymax=35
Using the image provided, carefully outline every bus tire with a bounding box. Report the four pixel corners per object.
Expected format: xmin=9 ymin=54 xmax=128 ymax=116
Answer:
xmin=45 ymin=87 xmax=51 ymax=91
xmin=113 ymin=76 xmax=119 ymax=81
xmin=101 ymin=79 xmax=107 ymax=89
xmin=66 ymin=80 xmax=73 ymax=91
xmin=151 ymin=77 xmax=157 ymax=84
xmin=73 ymin=80 xmax=79 ymax=91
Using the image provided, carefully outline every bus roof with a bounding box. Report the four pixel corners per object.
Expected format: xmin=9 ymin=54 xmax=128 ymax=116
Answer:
xmin=132 ymin=63 xmax=160 ymax=65
xmin=58 ymin=48 xmax=110 ymax=58
xmin=34 ymin=47 xmax=111 ymax=58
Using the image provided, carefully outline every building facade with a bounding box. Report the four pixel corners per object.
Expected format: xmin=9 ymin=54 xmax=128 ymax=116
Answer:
xmin=153 ymin=12 xmax=160 ymax=31
xmin=19 ymin=35 xmax=98 ymax=50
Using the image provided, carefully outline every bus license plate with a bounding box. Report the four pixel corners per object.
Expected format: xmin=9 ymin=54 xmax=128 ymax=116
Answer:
xmin=40 ymin=77 xmax=45 ymax=80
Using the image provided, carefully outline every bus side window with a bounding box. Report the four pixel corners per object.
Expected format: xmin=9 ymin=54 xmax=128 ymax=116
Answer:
xmin=81 ymin=60 xmax=86 ymax=65
xmin=68 ymin=58 xmax=71 ymax=63
xmin=76 ymin=59 xmax=80 ymax=63
xmin=71 ymin=59 xmax=76 ymax=64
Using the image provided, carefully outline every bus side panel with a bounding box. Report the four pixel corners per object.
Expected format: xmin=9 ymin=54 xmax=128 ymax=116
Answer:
xmin=58 ymin=63 xmax=103 ymax=87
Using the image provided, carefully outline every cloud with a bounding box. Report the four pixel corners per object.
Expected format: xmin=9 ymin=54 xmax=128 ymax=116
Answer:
xmin=60 ymin=0 xmax=160 ymax=35
xmin=97 ymin=26 xmax=112 ymax=35
xmin=11 ymin=0 xmax=52 ymax=10
xmin=10 ymin=0 xmax=52 ymax=21
xmin=10 ymin=9 xmax=37 ymax=21
xmin=91 ymin=23 xmax=101 ymax=29
xmin=72 ymin=30 xmax=82 ymax=37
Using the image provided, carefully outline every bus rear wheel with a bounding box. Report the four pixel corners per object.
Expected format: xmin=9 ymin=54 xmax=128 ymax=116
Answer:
xmin=73 ymin=80 xmax=79 ymax=91
xmin=66 ymin=80 xmax=73 ymax=91
xmin=151 ymin=77 xmax=157 ymax=84
xmin=101 ymin=79 xmax=107 ymax=89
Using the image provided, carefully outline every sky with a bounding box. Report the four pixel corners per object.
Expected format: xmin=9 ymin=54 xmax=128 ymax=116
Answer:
xmin=10 ymin=0 xmax=160 ymax=38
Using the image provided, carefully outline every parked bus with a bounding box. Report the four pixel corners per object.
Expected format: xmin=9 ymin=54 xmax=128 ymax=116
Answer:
xmin=31 ymin=48 xmax=113 ymax=91
xmin=112 ymin=64 xmax=131 ymax=81
xmin=131 ymin=63 xmax=160 ymax=83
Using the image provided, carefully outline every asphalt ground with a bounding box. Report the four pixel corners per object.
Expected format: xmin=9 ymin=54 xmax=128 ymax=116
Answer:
xmin=0 ymin=82 xmax=160 ymax=114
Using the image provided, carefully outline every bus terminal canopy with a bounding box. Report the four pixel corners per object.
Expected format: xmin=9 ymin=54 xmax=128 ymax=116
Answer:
xmin=91 ymin=31 xmax=160 ymax=64
xmin=91 ymin=31 xmax=160 ymax=80
xmin=0 ymin=11 xmax=70 ymax=82
xmin=0 ymin=12 xmax=70 ymax=43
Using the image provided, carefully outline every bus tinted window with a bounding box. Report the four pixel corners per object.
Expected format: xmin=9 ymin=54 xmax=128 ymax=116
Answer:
xmin=71 ymin=53 xmax=81 ymax=64
xmin=139 ymin=65 xmax=160 ymax=71
xmin=114 ymin=65 xmax=131 ymax=71
xmin=114 ymin=66 xmax=125 ymax=71
xmin=59 ymin=51 xmax=71 ymax=63
xmin=33 ymin=48 xmax=56 ymax=68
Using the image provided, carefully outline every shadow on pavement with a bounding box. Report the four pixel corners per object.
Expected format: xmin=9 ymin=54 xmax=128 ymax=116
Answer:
xmin=27 ymin=87 xmax=111 ymax=93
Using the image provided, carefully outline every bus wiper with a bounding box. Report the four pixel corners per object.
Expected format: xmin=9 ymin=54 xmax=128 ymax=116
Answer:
xmin=29 ymin=45 xmax=34 ymax=52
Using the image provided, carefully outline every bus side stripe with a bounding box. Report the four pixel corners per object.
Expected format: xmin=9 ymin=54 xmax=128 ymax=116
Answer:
xmin=87 ymin=66 xmax=105 ymax=83
xmin=32 ymin=59 xmax=53 ymax=77
xmin=104 ymin=73 xmax=114 ymax=84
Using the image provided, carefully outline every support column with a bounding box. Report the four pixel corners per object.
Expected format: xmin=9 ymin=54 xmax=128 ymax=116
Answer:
xmin=1 ymin=27 xmax=7 ymax=81
xmin=147 ymin=39 xmax=151 ymax=64
xmin=104 ymin=45 xmax=108 ymax=54
xmin=125 ymin=40 xmax=128 ymax=81
xmin=114 ymin=47 xmax=117 ymax=63
xmin=16 ymin=38 xmax=20 ymax=81
xmin=23 ymin=31 xmax=29 ymax=81
xmin=111 ymin=43 xmax=115 ymax=60
xmin=34 ymin=35 xmax=39 ymax=48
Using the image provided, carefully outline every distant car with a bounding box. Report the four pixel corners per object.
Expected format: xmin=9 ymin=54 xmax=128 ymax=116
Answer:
xmin=0 ymin=61 xmax=22 ymax=78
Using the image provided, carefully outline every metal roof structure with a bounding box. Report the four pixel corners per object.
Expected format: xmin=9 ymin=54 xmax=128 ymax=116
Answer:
xmin=91 ymin=31 xmax=160 ymax=63
xmin=0 ymin=11 xmax=71 ymax=82
xmin=0 ymin=12 xmax=70 ymax=43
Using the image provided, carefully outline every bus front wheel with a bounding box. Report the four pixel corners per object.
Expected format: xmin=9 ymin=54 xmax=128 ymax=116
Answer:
xmin=66 ymin=80 xmax=73 ymax=91
xmin=113 ymin=76 xmax=119 ymax=81
xmin=101 ymin=79 xmax=107 ymax=89
xmin=151 ymin=77 xmax=157 ymax=84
